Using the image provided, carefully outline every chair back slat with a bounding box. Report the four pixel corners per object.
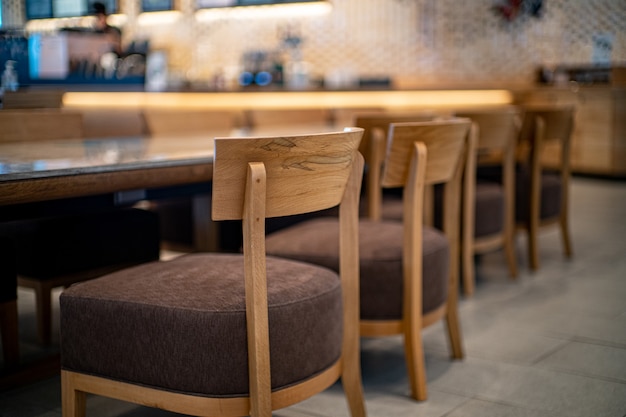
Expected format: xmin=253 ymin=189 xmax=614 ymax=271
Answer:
xmin=455 ymin=107 xmax=520 ymax=152
xmin=519 ymin=106 xmax=575 ymax=145
xmin=247 ymin=109 xmax=332 ymax=129
xmin=0 ymin=110 xmax=83 ymax=142
xmin=382 ymin=119 xmax=471 ymax=187
xmin=212 ymin=128 xmax=364 ymax=220
xmin=354 ymin=112 xmax=436 ymax=162
xmin=143 ymin=109 xmax=238 ymax=137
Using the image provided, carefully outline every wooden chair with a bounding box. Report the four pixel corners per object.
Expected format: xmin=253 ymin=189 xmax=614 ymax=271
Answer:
xmin=516 ymin=105 xmax=575 ymax=270
xmin=78 ymin=107 xmax=148 ymax=138
xmin=0 ymin=109 xmax=83 ymax=142
xmin=1 ymin=90 xmax=65 ymax=109
xmin=142 ymin=109 xmax=240 ymax=251
xmin=353 ymin=112 xmax=437 ymax=221
xmin=331 ymin=107 xmax=384 ymax=128
xmin=60 ymin=128 xmax=366 ymax=417
xmin=246 ymin=108 xmax=333 ymax=135
xmin=455 ymin=107 xmax=519 ymax=295
xmin=265 ymin=119 xmax=472 ymax=400
xmin=142 ymin=109 xmax=240 ymax=136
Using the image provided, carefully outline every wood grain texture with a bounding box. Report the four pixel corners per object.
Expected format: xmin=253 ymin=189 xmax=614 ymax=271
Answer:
xmin=0 ymin=163 xmax=212 ymax=206
xmin=212 ymin=128 xmax=364 ymax=220
xmin=0 ymin=110 xmax=83 ymax=142
xmin=143 ymin=109 xmax=240 ymax=136
xmin=353 ymin=112 xmax=436 ymax=220
xmin=455 ymin=107 xmax=520 ymax=295
xmin=382 ymin=119 xmax=471 ymax=187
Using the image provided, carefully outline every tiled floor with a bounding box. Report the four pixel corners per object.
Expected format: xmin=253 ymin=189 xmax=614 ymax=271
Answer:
xmin=1 ymin=177 xmax=626 ymax=417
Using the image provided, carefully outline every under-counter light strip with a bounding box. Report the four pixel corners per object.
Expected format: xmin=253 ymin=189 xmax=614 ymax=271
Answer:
xmin=195 ymin=1 xmax=332 ymax=22
xmin=63 ymin=90 xmax=514 ymax=110
xmin=137 ymin=11 xmax=182 ymax=26
xmin=24 ymin=14 xmax=127 ymax=32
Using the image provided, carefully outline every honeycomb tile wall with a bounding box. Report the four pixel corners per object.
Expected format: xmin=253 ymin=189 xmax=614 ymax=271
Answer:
xmin=3 ymin=0 xmax=626 ymax=87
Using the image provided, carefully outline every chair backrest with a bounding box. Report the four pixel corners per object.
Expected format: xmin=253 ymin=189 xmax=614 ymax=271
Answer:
xmin=143 ymin=109 xmax=239 ymax=137
xmin=354 ymin=112 xmax=438 ymax=220
xmin=332 ymin=107 xmax=385 ymax=128
xmin=246 ymin=108 xmax=332 ymax=130
xmin=354 ymin=112 xmax=437 ymax=162
xmin=382 ymin=118 xmax=471 ymax=188
xmin=212 ymin=128 xmax=364 ymax=220
xmin=455 ymin=107 xmax=520 ymax=154
xmin=78 ymin=107 xmax=147 ymax=138
xmin=517 ymin=105 xmax=576 ymax=172
xmin=2 ymin=90 xmax=65 ymax=109
xmin=0 ymin=109 xmax=83 ymax=142
xmin=211 ymin=127 xmax=364 ymax=415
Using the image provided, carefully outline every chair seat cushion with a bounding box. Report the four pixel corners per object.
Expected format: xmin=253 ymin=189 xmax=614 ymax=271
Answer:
xmin=474 ymin=181 xmax=505 ymax=238
xmin=515 ymin=169 xmax=562 ymax=223
xmin=265 ymin=218 xmax=449 ymax=320
xmin=60 ymin=253 xmax=342 ymax=397
xmin=0 ymin=208 xmax=160 ymax=278
xmin=478 ymin=164 xmax=562 ymax=223
xmin=381 ymin=196 xmax=403 ymax=221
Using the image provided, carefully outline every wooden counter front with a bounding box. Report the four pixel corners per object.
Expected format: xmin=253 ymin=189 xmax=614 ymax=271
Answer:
xmin=515 ymin=86 xmax=626 ymax=177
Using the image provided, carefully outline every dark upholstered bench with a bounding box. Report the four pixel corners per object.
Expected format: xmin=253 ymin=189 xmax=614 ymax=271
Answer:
xmin=0 ymin=208 xmax=160 ymax=345
xmin=0 ymin=237 xmax=19 ymax=368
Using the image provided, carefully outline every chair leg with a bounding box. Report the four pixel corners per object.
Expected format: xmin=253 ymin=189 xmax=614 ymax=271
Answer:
xmin=0 ymin=300 xmax=20 ymax=368
xmin=445 ymin=306 xmax=464 ymax=360
xmin=34 ymin=282 xmax=53 ymax=345
xmin=403 ymin=325 xmax=427 ymax=401
xmin=504 ymin=231 xmax=518 ymax=279
xmin=461 ymin=238 xmax=475 ymax=296
xmin=342 ymin=349 xmax=366 ymax=417
xmin=62 ymin=371 xmax=86 ymax=417
xmin=527 ymin=222 xmax=539 ymax=271
xmin=560 ymin=215 xmax=573 ymax=259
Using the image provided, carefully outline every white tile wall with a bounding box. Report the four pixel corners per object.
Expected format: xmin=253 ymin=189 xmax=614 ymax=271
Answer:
xmin=3 ymin=0 xmax=626 ymax=87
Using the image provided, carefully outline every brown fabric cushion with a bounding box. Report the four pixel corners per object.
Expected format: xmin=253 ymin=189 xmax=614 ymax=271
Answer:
xmin=60 ymin=253 xmax=342 ymax=397
xmin=265 ymin=218 xmax=449 ymax=320
xmin=381 ymin=196 xmax=403 ymax=221
xmin=515 ymin=167 xmax=562 ymax=223
xmin=478 ymin=164 xmax=562 ymax=224
xmin=474 ymin=181 xmax=505 ymax=238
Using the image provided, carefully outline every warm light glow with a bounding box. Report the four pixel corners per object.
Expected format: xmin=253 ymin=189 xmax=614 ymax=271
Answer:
xmin=195 ymin=1 xmax=332 ymax=22
xmin=63 ymin=90 xmax=514 ymax=110
xmin=137 ymin=11 xmax=182 ymax=26
xmin=25 ymin=14 xmax=127 ymax=32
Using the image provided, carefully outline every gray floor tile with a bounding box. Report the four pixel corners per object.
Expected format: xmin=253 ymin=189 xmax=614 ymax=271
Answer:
xmin=536 ymin=341 xmax=626 ymax=383
xmin=446 ymin=398 xmax=567 ymax=417
xmin=475 ymin=363 xmax=626 ymax=417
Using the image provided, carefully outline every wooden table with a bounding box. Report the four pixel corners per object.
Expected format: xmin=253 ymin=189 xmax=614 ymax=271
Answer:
xmin=0 ymin=125 xmax=345 ymax=250
xmin=0 ymin=134 xmax=217 ymax=250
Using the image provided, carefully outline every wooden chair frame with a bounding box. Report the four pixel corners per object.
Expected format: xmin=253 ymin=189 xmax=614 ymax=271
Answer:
xmin=353 ymin=112 xmax=437 ymax=221
xmin=517 ymin=106 xmax=575 ymax=270
xmin=61 ymin=128 xmax=366 ymax=417
xmin=359 ymin=119 xmax=472 ymax=401
xmin=456 ymin=108 xmax=519 ymax=295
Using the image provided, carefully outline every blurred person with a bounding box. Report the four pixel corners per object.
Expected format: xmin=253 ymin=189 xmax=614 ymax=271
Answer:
xmin=92 ymin=2 xmax=122 ymax=55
